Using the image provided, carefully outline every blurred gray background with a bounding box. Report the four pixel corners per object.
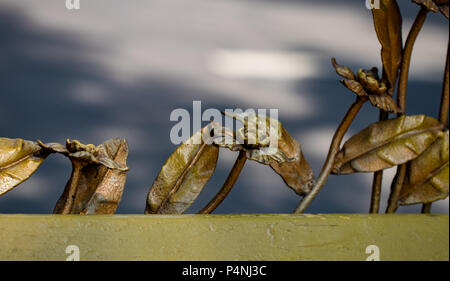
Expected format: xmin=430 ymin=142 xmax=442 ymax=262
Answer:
xmin=0 ymin=0 xmax=448 ymax=214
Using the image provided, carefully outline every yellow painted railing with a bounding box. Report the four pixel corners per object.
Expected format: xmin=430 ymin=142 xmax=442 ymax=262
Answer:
xmin=0 ymin=214 xmax=448 ymax=261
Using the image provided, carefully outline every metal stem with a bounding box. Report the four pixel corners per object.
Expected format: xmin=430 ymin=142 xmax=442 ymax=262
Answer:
xmin=198 ymin=150 xmax=247 ymax=214
xmin=294 ymin=96 xmax=368 ymax=213
xmin=386 ymin=7 xmax=428 ymax=213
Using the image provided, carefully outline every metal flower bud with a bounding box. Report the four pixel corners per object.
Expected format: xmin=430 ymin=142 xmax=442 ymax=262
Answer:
xmin=332 ymin=58 xmax=401 ymax=113
xmin=357 ymin=68 xmax=381 ymax=94
xmin=377 ymin=80 xmax=388 ymax=95
xmin=217 ymin=112 xmax=315 ymax=196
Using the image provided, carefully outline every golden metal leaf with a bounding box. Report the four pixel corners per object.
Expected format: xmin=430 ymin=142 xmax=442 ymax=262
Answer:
xmin=38 ymin=139 xmax=128 ymax=172
xmin=51 ymin=138 xmax=129 ymax=214
xmin=0 ymin=138 xmax=49 ymax=196
xmin=146 ymin=125 xmax=219 ymax=214
xmin=331 ymin=58 xmax=355 ymax=80
xmin=221 ymin=111 xmax=292 ymax=163
xmin=333 ymin=115 xmax=443 ymax=174
xmin=399 ymin=130 xmax=449 ymax=205
xmin=341 ymin=79 xmax=368 ymax=97
xmin=368 ymin=94 xmax=402 ymax=113
xmin=209 ymin=122 xmax=243 ymax=152
xmin=222 ymin=112 xmax=314 ymax=195
xmin=372 ymin=0 xmax=403 ymax=88
xmin=269 ymin=125 xmax=315 ymax=196
xmin=82 ymin=139 xmax=129 ymax=214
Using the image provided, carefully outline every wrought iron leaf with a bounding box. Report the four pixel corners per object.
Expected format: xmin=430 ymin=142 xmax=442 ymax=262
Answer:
xmin=399 ymin=130 xmax=449 ymax=205
xmin=0 ymin=138 xmax=49 ymax=196
xmin=331 ymin=58 xmax=355 ymax=80
xmin=368 ymin=93 xmax=402 ymax=113
xmin=341 ymin=79 xmax=368 ymax=97
xmin=220 ymin=112 xmax=315 ymax=196
xmin=372 ymin=0 xmax=403 ymax=88
xmin=332 ymin=115 xmax=443 ymax=174
xmin=38 ymin=139 xmax=128 ymax=172
xmin=209 ymin=122 xmax=243 ymax=152
xmin=50 ymin=138 xmax=129 ymax=214
xmin=269 ymin=125 xmax=315 ymax=196
xmin=146 ymin=125 xmax=219 ymax=214
xmin=82 ymin=139 xmax=129 ymax=214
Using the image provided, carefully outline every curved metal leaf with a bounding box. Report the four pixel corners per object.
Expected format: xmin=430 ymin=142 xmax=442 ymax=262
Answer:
xmin=146 ymin=125 xmax=219 ymax=214
xmin=52 ymin=138 xmax=129 ymax=214
xmin=331 ymin=57 xmax=355 ymax=80
xmin=82 ymin=139 xmax=129 ymax=214
xmin=372 ymin=0 xmax=403 ymax=88
xmin=333 ymin=115 xmax=443 ymax=174
xmin=368 ymin=93 xmax=402 ymax=113
xmin=221 ymin=112 xmax=314 ymax=195
xmin=269 ymin=125 xmax=315 ymax=196
xmin=342 ymin=79 xmax=368 ymax=97
xmin=0 ymin=138 xmax=49 ymax=196
xmin=38 ymin=139 xmax=128 ymax=172
xmin=399 ymin=130 xmax=449 ymax=205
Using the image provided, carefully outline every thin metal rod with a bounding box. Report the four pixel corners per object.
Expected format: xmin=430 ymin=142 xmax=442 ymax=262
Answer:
xmin=421 ymin=203 xmax=432 ymax=213
xmin=370 ymin=110 xmax=388 ymax=213
xmin=370 ymin=170 xmax=383 ymax=213
xmin=386 ymin=164 xmax=407 ymax=213
xmin=294 ymin=97 xmax=368 ymax=213
xmin=386 ymin=7 xmax=428 ymax=214
xmin=396 ymin=6 xmax=428 ymax=113
xmin=198 ymin=150 xmax=247 ymax=214
xmin=438 ymin=40 xmax=449 ymax=128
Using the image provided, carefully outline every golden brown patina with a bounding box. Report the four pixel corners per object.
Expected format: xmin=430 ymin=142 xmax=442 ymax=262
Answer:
xmin=399 ymin=130 xmax=449 ymax=205
xmin=215 ymin=112 xmax=314 ymax=196
xmin=333 ymin=115 xmax=443 ymax=174
xmin=39 ymin=139 xmax=129 ymax=214
xmin=0 ymin=138 xmax=49 ymax=196
xmin=146 ymin=125 xmax=219 ymax=214
xmin=331 ymin=58 xmax=401 ymax=113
